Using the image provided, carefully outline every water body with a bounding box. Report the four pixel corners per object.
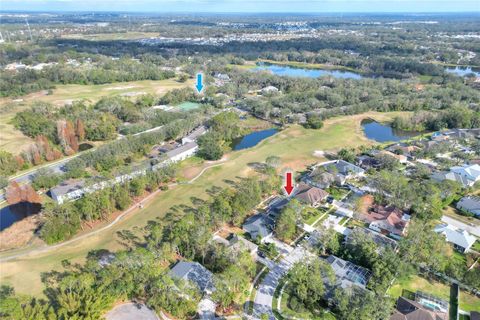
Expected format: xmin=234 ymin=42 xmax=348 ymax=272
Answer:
xmin=445 ymin=66 xmax=480 ymax=77
xmin=232 ymin=128 xmax=278 ymax=150
xmin=361 ymin=119 xmax=422 ymax=143
xmin=0 ymin=202 xmax=42 ymax=231
xmin=253 ymin=63 xmax=363 ymax=79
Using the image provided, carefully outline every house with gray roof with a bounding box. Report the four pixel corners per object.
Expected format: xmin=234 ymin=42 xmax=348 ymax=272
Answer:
xmin=432 ymin=164 xmax=480 ymax=187
xmin=307 ymin=160 xmax=365 ymax=186
xmin=457 ymin=196 xmax=480 ymax=217
xmin=166 ymin=142 xmax=199 ymax=163
xmin=228 ymin=234 xmax=258 ymax=256
xmin=434 ymin=223 xmax=477 ymax=253
xmin=169 ymin=261 xmax=215 ymax=295
xmin=182 ymin=126 xmax=207 ymax=145
xmin=324 ymin=255 xmax=371 ymax=289
xmin=50 ymin=179 xmax=86 ymax=204
xmin=242 ymin=214 xmax=274 ymax=242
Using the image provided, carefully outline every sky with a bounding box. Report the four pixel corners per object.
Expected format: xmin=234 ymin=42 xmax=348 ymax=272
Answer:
xmin=1 ymin=0 xmax=479 ymax=13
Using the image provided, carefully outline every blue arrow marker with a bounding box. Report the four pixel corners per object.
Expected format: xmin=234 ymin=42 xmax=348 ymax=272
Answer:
xmin=195 ymin=73 xmax=204 ymax=93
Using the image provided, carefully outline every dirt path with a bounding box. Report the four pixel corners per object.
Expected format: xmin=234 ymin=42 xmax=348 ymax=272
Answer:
xmin=0 ymin=161 xmax=226 ymax=263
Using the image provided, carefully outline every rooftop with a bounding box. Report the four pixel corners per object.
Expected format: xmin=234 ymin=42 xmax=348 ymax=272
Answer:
xmin=169 ymin=261 xmax=214 ymax=294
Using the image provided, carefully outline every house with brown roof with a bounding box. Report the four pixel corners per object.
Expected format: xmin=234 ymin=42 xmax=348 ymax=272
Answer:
xmin=294 ymin=183 xmax=329 ymax=207
xmin=360 ymin=205 xmax=411 ymax=239
xmin=390 ymin=296 xmax=448 ymax=320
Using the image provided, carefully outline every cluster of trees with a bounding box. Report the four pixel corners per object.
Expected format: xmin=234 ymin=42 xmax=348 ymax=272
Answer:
xmin=1 ymin=57 xmax=175 ymax=97
xmin=392 ymin=106 xmax=480 ymax=131
xmin=197 ymin=111 xmax=245 ymax=160
xmin=40 ymin=165 xmax=176 ymax=244
xmin=228 ymin=69 xmax=479 ymax=126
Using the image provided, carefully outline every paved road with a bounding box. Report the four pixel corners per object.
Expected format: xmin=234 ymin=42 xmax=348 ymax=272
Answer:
xmin=252 ymin=246 xmax=311 ymax=320
xmin=441 ymin=215 xmax=480 ymax=237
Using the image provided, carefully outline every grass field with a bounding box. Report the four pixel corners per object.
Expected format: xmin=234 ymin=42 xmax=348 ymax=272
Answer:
xmin=388 ymin=275 xmax=480 ymax=312
xmin=0 ymin=78 xmax=193 ymax=154
xmin=0 ymin=111 xmax=406 ymax=296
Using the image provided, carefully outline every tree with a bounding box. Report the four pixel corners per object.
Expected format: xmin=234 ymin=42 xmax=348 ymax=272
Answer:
xmin=287 ymin=259 xmax=335 ymax=310
xmin=315 ymin=224 xmax=341 ymax=255
xmin=32 ymin=168 xmax=61 ymax=190
xmin=113 ymin=185 xmax=131 ymax=210
xmin=332 ymin=287 xmax=393 ymax=320
xmin=198 ymin=132 xmax=224 ymax=160
xmin=265 ymin=155 xmax=281 ymax=169
xmin=0 ymin=151 xmax=19 ymax=176
xmin=276 ymin=202 xmax=297 ymax=241
xmin=337 ymin=148 xmax=356 ymax=163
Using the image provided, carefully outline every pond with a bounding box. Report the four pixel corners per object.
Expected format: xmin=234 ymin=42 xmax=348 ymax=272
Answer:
xmin=232 ymin=128 xmax=278 ymax=150
xmin=361 ymin=119 xmax=422 ymax=143
xmin=445 ymin=66 xmax=480 ymax=77
xmin=0 ymin=202 xmax=42 ymax=231
xmin=253 ymin=63 xmax=364 ymax=79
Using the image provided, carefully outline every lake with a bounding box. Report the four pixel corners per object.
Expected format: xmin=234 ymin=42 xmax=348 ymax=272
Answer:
xmin=445 ymin=66 xmax=480 ymax=77
xmin=0 ymin=202 xmax=42 ymax=231
xmin=232 ymin=128 xmax=278 ymax=150
xmin=361 ymin=119 xmax=422 ymax=143
xmin=253 ymin=63 xmax=363 ymax=80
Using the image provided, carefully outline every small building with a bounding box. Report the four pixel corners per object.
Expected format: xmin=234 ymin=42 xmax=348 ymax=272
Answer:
xmin=50 ymin=179 xmax=86 ymax=204
xmin=166 ymin=142 xmax=199 ymax=163
xmin=242 ymin=214 xmax=274 ymax=242
xmin=434 ymin=223 xmax=476 ymax=253
xmin=169 ymin=261 xmax=215 ymax=295
xmin=260 ymin=86 xmax=279 ymax=94
xmin=456 ymin=196 xmax=480 ymax=217
xmin=294 ymin=182 xmax=329 ymax=207
xmin=390 ymin=295 xmax=448 ymax=320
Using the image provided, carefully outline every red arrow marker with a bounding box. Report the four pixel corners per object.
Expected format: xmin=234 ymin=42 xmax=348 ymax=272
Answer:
xmin=284 ymin=172 xmax=294 ymax=195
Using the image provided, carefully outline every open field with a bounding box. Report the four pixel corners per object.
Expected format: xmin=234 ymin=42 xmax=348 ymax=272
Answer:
xmin=0 ymin=78 xmax=193 ymax=154
xmin=388 ymin=275 xmax=480 ymax=312
xmin=60 ymin=31 xmax=161 ymax=41
xmin=0 ymin=111 xmax=406 ymax=296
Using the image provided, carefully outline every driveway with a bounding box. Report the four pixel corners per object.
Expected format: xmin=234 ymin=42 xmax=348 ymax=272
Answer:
xmin=252 ymin=246 xmax=311 ymax=320
xmin=442 ymin=215 xmax=480 ymax=237
xmin=105 ymin=302 xmax=159 ymax=320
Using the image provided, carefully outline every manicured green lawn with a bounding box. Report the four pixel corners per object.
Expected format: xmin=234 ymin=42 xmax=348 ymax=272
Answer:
xmin=303 ymin=207 xmax=328 ymax=225
xmin=472 ymin=240 xmax=480 ymax=252
xmin=0 ymin=112 xmax=407 ymax=296
xmin=326 ymin=186 xmax=350 ymax=200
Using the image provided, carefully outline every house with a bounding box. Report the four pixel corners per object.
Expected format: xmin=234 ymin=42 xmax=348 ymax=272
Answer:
xmin=324 ymin=255 xmax=371 ymax=289
xmin=306 ymin=160 xmax=365 ymax=187
xmin=169 ymin=261 xmax=215 ymax=295
xmin=181 ymin=126 xmax=207 ymax=145
xmin=356 ymin=155 xmax=382 ymax=170
xmin=432 ymin=164 xmax=480 ymax=187
xmin=294 ymin=183 xmax=329 ymax=207
xmin=386 ymin=143 xmax=421 ymax=160
xmin=260 ymin=86 xmax=279 ymax=94
xmin=332 ymin=199 xmax=354 ymax=218
xmin=434 ymin=223 xmax=476 ymax=253
xmin=457 ymin=196 xmax=480 ymax=217
xmin=379 ymin=150 xmax=408 ymax=164
xmin=228 ymin=234 xmax=258 ymax=256
xmin=50 ymin=179 xmax=86 ymax=204
xmin=166 ymin=142 xmax=199 ymax=163
xmin=242 ymin=214 xmax=274 ymax=242
xmin=266 ymin=197 xmax=289 ymax=219
xmin=360 ymin=205 xmax=410 ymax=239
xmin=214 ymin=73 xmax=230 ymax=86
xmin=390 ymin=295 xmax=448 ymax=320
xmin=347 ymin=227 xmax=398 ymax=250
